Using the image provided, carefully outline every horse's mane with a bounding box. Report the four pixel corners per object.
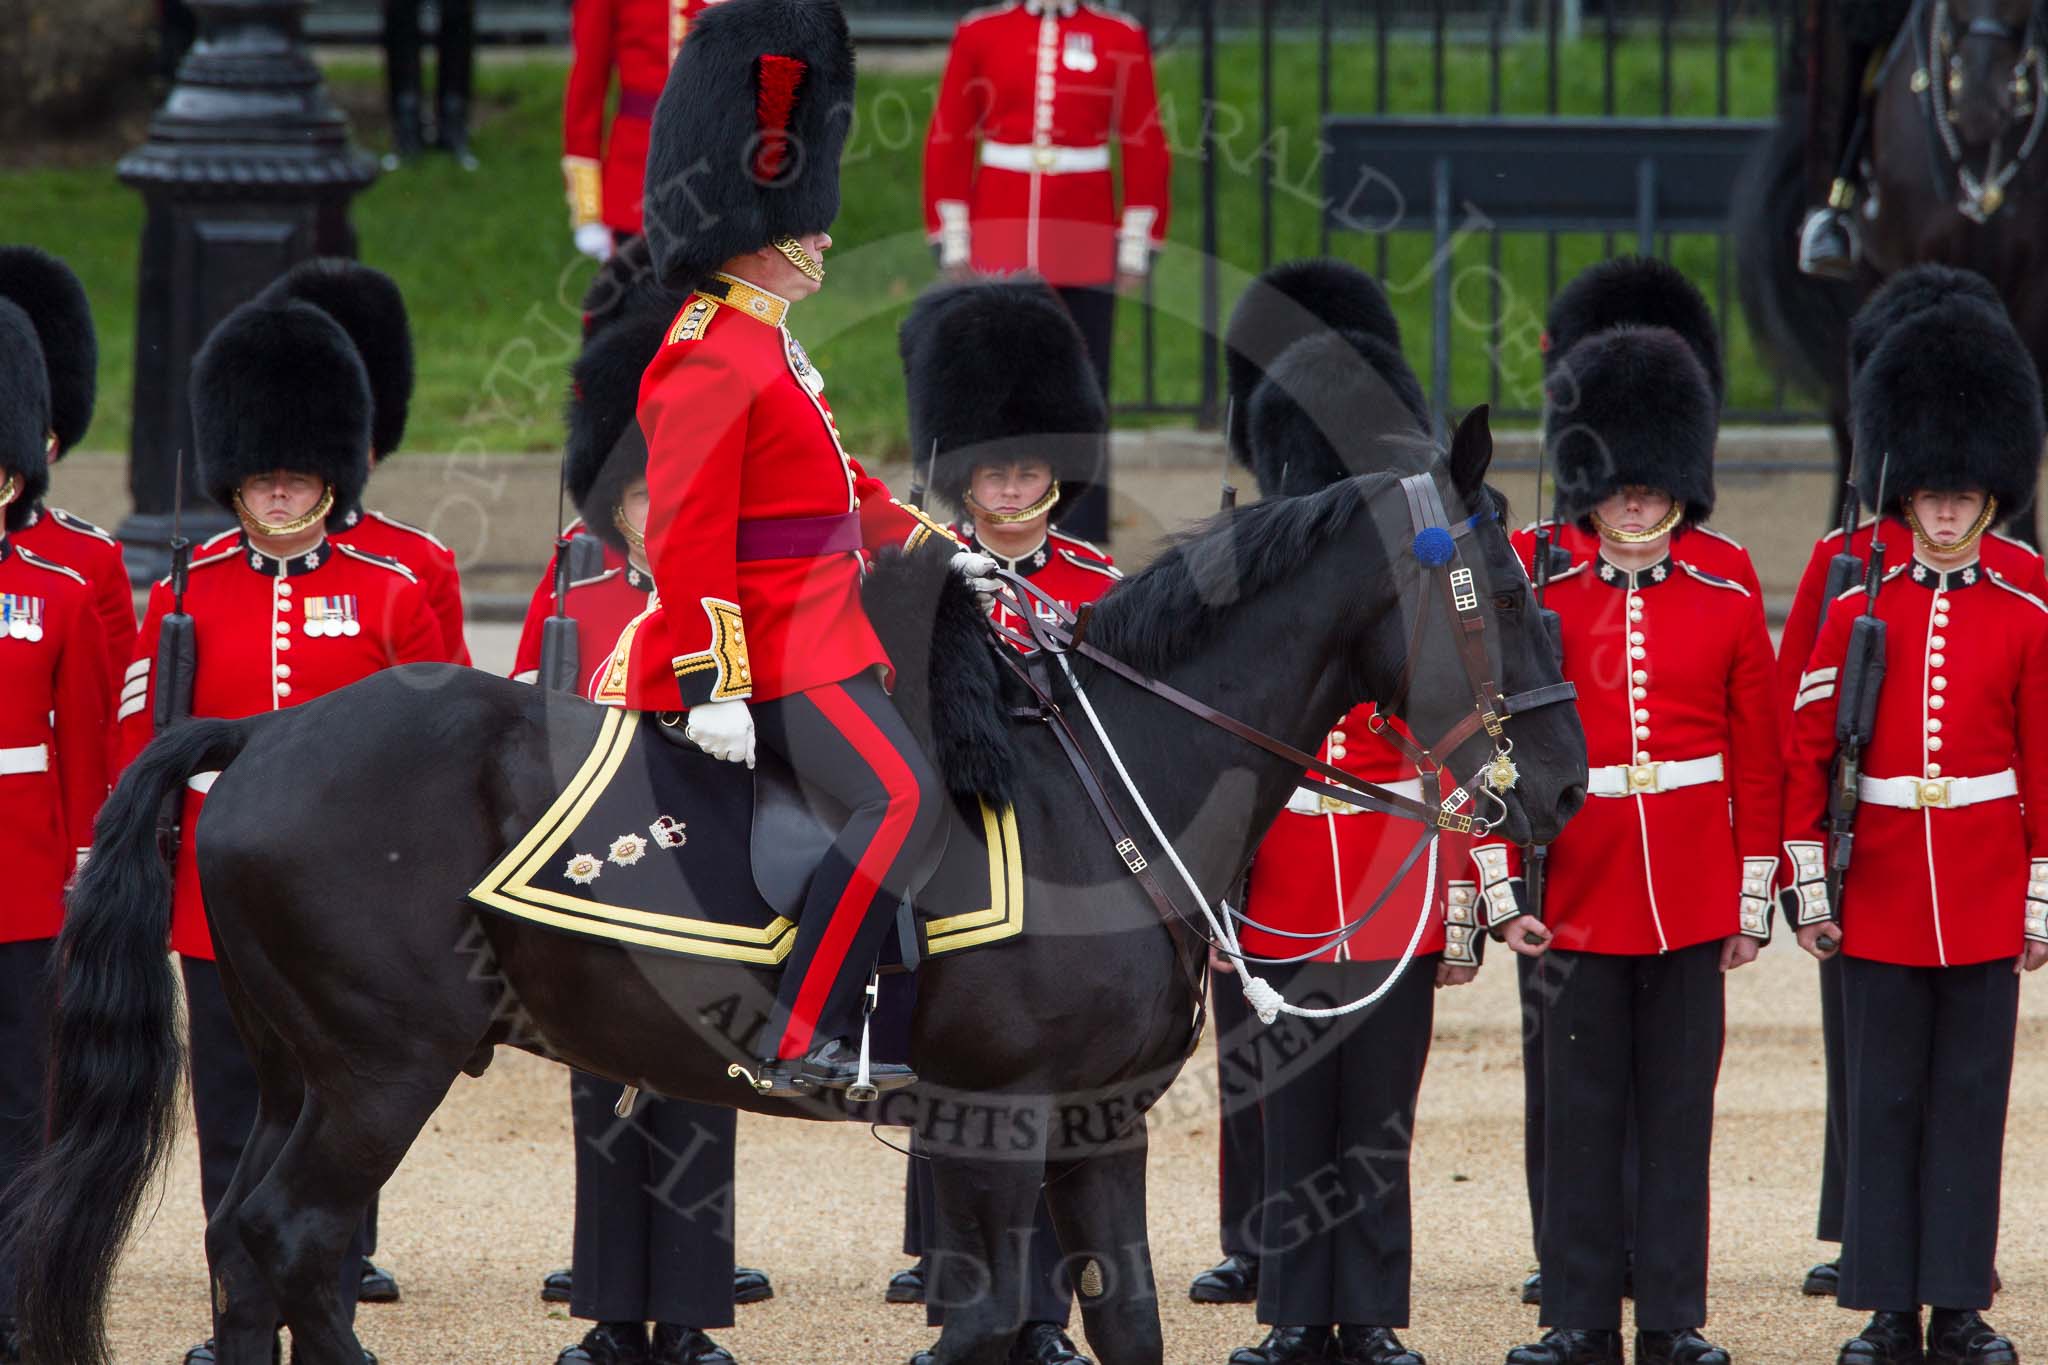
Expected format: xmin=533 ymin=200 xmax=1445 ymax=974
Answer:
xmin=1084 ymin=476 xmax=1385 ymax=674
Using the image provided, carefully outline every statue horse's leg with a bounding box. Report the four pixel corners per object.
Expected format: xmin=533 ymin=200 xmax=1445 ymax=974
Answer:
xmin=927 ymin=1141 xmax=1057 ymax=1365
xmin=1044 ymin=1124 xmax=1164 ymax=1365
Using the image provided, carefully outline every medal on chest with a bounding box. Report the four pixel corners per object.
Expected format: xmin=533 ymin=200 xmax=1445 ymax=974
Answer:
xmin=0 ymin=594 xmax=45 ymax=642
xmin=785 ymin=333 xmax=825 ymax=396
xmin=303 ymin=595 xmax=362 ymax=638
xmin=1062 ymin=30 xmax=1097 ymax=71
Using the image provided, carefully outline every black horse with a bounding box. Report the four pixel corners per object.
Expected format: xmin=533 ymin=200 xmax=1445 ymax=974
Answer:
xmin=1736 ymin=0 xmax=2048 ymax=536
xmin=8 ymin=418 xmax=1584 ymax=1365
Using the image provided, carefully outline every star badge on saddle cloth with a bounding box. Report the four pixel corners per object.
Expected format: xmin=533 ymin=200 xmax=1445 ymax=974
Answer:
xmin=303 ymin=595 xmax=361 ymax=638
xmin=0 ymin=594 xmax=46 ymax=642
xmin=564 ymin=853 xmax=603 ymax=885
xmin=608 ymin=833 xmax=649 ymax=867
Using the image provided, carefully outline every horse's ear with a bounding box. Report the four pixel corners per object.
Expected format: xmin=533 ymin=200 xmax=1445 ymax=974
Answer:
xmin=1449 ymin=403 xmax=1494 ymax=499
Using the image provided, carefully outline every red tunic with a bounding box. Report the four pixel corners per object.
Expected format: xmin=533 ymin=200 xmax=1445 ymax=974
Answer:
xmin=1774 ymin=518 xmax=2047 ymax=727
xmin=922 ymin=0 xmax=1170 ymax=286
xmin=1783 ymin=558 xmax=2048 ymax=967
xmin=511 ymin=558 xmax=655 ymax=700
xmin=1488 ymin=545 xmax=1782 ymax=956
xmin=1241 ymin=705 xmax=1477 ymax=965
xmin=0 ymin=541 xmax=110 ymax=944
xmin=562 ymin=0 xmax=718 ymax=237
xmin=613 ymin=276 xmax=954 ymax=710
xmin=15 ymin=504 xmax=138 ymax=707
xmin=953 ymin=523 xmax=1121 ymax=646
xmin=119 ymin=537 xmax=445 ymax=960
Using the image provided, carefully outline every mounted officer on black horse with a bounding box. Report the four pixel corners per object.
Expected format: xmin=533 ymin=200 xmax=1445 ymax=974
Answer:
xmin=1 ymin=4 xmax=1587 ymax=1364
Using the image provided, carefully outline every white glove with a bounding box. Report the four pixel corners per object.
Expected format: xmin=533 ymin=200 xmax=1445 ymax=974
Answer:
xmin=950 ymin=549 xmax=1000 ymax=607
xmin=1284 ymin=786 xmax=1324 ymax=817
xmin=574 ymin=222 xmax=614 ymax=262
xmin=685 ymin=699 xmax=755 ymax=767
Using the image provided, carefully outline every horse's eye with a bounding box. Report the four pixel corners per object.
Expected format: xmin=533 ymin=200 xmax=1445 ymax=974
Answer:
xmin=1493 ymin=590 xmax=1522 ymax=613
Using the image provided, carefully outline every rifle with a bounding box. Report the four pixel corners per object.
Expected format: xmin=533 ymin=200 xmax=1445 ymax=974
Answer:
xmin=1520 ymin=439 xmax=1563 ymax=930
xmin=1218 ymin=398 xmax=1238 ymax=512
xmin=537 ymin=457 xmax=582 ymax=694
xmin=152 ymin=454 xmax=198 ymax=863
xmin=1816 ymin=480 xmax=1864 ymax=631
xmin=1824 ymin=454 xmax=1892 ymax=914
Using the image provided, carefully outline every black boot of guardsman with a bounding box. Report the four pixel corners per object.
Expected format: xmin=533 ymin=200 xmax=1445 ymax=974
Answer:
xmin=754 ymin=1036 xmax=915 ymax=1098
xmin=1505 ymin=1329 xmax=1624 ymax=1365
xmin=1926 ymin=1310 xmax=2017 ymax=1365
xmin=1838 ymin=1312 xmax=1924 ymax=1365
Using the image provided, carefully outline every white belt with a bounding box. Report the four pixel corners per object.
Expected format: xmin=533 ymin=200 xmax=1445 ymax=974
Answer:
xmin=188 ymin=770 xmax=219 ymax=795
xmin=1587 ymin=753 xmax=1724 ymax=798
xmin=1286 ymin=775 xmax=1422 ymax=817
xmin=980 ymin=140 xmax=1111 ymax=174
xmin=0 ymin=744 xmax=49 ymax=776
xmin=1858 ymin=769 xmax=2016 ymax=810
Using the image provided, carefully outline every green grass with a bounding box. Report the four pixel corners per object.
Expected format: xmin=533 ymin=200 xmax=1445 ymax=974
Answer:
xmin=2 ymin=35 xmax=1790 ymax=459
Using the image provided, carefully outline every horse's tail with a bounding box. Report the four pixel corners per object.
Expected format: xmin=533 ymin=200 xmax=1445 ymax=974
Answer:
xmin=7 ymin=716 xmax=256 ymax=1365
xmin=1732 ymin=102 xmax=1859 ymax=406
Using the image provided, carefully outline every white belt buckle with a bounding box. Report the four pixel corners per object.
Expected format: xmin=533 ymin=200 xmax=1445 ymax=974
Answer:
xmin=1034 ymin=144 xmax=1058 ymax=169
xmin=1914 ymin=777 xmax=1953 ymax=810
xmin=1627 ymin=761 xmax=1662 ymax=795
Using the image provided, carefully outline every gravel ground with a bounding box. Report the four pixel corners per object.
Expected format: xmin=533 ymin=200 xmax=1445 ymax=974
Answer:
xmin=94 ymin=942 xmax=2048 ymax=1365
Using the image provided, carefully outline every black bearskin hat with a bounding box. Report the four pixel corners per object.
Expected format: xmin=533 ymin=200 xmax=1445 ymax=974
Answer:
xmin=1846 ymin=263 xmax=2001 ymax=379
xmin=0 ymin=302 xmax=53 ymax=531
xmin=1852 ymin=290 xmax=2043 ymax=514
xmin=566 ymin=285 xmax=681 ymax=553
xmin=899 ymin=276 xmax=1107 ymax=522
xmin=1245 ymin=330 xmax=1433 ymax=498
xmin=259 ymin=259 xmax=414 ymax=459
xmin=1542 ymin=255 xmax=1723 ymax=402
xmin=643 ymin=0 xmax=855 ymax=292
xmin=1225 ymin=258 xmax=1402 ymax=464
xmin=0 ymin=246 xmax=97 ymax=458
xmin=1544 ymin=325 xmax=1717 ymax=526
xmin=191 ymin=299 xmax=371 ymax=528
xmin=580 ymin=235 xmax=660 ymax=339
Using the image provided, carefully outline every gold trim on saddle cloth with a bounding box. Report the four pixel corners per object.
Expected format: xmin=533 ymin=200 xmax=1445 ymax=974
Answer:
xmin=467 ymin=708 xmax=1026 ymax=963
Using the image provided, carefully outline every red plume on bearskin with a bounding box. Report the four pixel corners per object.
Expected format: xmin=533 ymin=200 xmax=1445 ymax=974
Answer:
xmin=754 ymin=55 xmax=808 ymax=181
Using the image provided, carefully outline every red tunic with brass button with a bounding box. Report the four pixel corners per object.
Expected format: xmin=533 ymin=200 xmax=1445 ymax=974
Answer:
xmin=118 ymin=537 xmax=445 ymax=960
xmin=1241 ymin=706 xmax=1479 ymax=965
xmin=1527 ymin=518 xmax=1762 ymax=597
xmin=561 ymin=0 xmax=718 ymax=237
xmin=611 ymin=276 xmax=956 ymax=711
xmin=922 ymin=0 xmax=1170 ymax=286
xmin=952 ymin=523 xmax=1121 ymax=646
xmin=1783 ymin=559 xmax=2048 ymax=966
xmin=205 ymin=509 xmax=471 ymax=665
xmin=511 ymin=557 xmax=654 ymax=699
xmin=15 ymin=504 xmax=137 ymax=706
xmin=1775 ymin=518 xmax=2047 ymax=725
xmin=0 ymin=541 xmax=110 ymax=944
xmin=1497 ymin=541 xmax=1782 ymax=955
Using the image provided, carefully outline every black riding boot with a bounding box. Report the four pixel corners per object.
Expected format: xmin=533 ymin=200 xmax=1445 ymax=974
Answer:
xmin=434 ymin=0 xmax=479 ymax=169
xmin=1799 ymin=40 xmax=1879 ymax=279
xmin=381 ymin=0 xmax=425 ymax=170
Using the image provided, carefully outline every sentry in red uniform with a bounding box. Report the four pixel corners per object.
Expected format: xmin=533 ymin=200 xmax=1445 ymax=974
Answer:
xmin=562 ymin=0 xmax=719 ymax=242
xmin=514 ymin=559 xmax=650 ymax=693
xmin=923 ymin=0 xmax=1170 ymax=286
xmin=958 ymin=526 xmax=1118 ymax=644
xmin=15 ymin=507 xmax=135 ymax=705
xmin=119 ymin=538 xmax=443 ymax=959
xmin=0 ymin=541 xmax=108 ymax=943
xmin=1527 ymin=517 xmax=1761 ymax=597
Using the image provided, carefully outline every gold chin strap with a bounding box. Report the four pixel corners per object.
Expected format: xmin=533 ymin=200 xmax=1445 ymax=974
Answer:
xmin=613 ymin=505 xmax=647 ymax=552
xmin=233 ymin=485 xmax=336 ymax=540
xmin=1905 ymin=495 xmax=1997 ymax=556
xmin=1590 ymin=503 xmax=1684 ymax=544
xmin=0 ymin=474 xmax=18 ymax=508
xmin=965 ymin=481 xmax=1062 ymax=526
xmin=44 ymin=430 xmax=57 ymax=458
xmin=772 ymin=236 xmax=825 ymax=283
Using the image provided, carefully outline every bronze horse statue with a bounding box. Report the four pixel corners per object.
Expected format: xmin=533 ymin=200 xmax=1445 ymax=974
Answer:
xmin=5 ymin=420 xmax=1584 ymax=1365
xmin=1736 ymin=0 xmax=2048 ymax=535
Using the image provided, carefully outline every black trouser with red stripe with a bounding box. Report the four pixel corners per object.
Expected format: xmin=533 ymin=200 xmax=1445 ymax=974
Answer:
xmin=752 ymin=674 xmax=944 ymax=1061
xmin=1837 ymin=955 xmax=2017 ymax=1313
xmin=0 ymin=938 xmax=55 ymax=1318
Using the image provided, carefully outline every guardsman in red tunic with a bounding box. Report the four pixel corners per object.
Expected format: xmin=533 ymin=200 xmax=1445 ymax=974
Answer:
xmin=1782 ymin=276 xmax=2045 ymax=1365
xmin=118 ymin=296 xmax=442 ymax=1365
xmin=1213 ymin=276 xmax=1477 ymax=1365
xmin=0 ymin=247 xmax=138 ymax=713
xmin=513 ymin=264 xmax=760 ymax=1365
xmin=1770 ymin=265 xmax=2048 ymax=1303
xmin=1489 ymin=261 xmax=1779 ymax=1365
xmin=615 ymin=0 xmax=991 ymax=1096
xmin=921 ymin=0 xmax=1170 ymax=539
xmin=563 ymin=0 xmax=724 ymax=257
xmin=880 ymin=275 xmax=1115 ymax=1365
xmin=0 ymin=285 xmax=112 ymax=1365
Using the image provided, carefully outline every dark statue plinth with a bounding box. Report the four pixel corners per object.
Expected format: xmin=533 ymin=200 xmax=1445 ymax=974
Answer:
xmin=118 ymin=0 xmax=379 ymax=581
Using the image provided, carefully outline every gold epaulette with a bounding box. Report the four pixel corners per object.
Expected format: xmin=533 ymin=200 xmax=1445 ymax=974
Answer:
xmin=667 ymin=296 xmax=720 ymax=346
